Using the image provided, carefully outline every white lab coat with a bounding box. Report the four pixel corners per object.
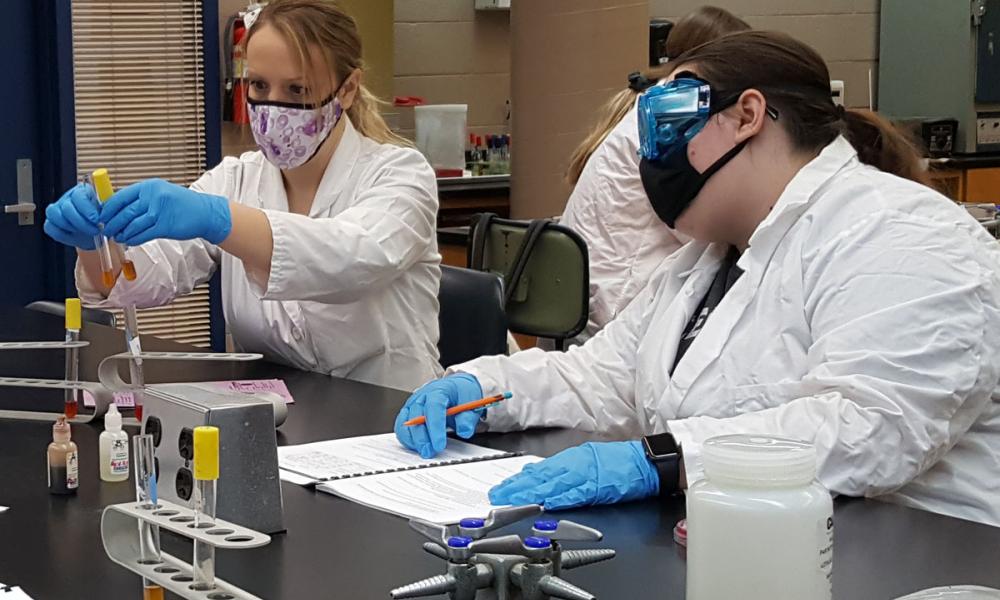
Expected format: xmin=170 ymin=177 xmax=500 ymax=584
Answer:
xmin=456 ymin=137 xmax=1000 ymax=526
xmin=560 ymin=101 xmax=688 ymax=344
xmin=78 ymin=117 xmax=444 ymax=391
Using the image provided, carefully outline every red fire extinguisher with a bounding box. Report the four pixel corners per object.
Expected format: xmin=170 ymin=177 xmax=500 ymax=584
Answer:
xmin=223 ymin=14 xmax=250 ymax=124
xmin=231 ymin=19 xmax=249 ymax=124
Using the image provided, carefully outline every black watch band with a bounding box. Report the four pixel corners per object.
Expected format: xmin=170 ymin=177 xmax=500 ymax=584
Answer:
xmin=642 ymin=432 xmax=683 ymax=497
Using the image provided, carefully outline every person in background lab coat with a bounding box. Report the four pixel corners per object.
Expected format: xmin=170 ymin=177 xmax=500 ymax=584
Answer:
xmin=395 ymin=31 xmax=1000 ymax=527
xmin=558 ymin=7 xmax=750 ymax=345
xmin=44 ymin=0 xmax=443 ymax=391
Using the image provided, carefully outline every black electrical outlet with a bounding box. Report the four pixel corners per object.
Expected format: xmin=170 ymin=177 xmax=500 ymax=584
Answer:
xmin=175 ymin=467 xmax=193 ymax=501
xmin=178 ymin=427 xmax=194 ymax=461
xmin=144 ymin=416 xmax=163 ymax=448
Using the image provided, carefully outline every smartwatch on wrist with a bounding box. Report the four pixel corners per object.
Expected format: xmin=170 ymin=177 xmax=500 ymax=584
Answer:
xmin=642 ymin=432 xmax=683 ymax=497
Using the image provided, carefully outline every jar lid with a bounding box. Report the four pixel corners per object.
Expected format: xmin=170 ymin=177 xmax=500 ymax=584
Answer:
xmin=702 ymin=434 xmax=818 ymax=487
xmin=894 ymin=586 xmax=1000 ymax=600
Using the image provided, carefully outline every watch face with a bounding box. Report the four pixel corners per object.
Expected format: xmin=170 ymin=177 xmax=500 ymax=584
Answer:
xmin=645 ymin=433 xmax=680 ymax=458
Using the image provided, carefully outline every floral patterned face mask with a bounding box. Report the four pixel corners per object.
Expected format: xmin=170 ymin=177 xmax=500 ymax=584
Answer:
xmin=247 ymin=93 xmax=343 ymax=170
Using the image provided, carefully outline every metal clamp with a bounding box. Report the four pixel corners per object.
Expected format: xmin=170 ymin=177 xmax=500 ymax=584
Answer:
xmin=98 ymin=351 xmax=263 ymax=392
xmin=102 ymin=499 xmax=269 ymax=600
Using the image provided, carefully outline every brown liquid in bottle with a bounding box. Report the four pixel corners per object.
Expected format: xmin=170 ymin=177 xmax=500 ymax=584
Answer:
xmin=102 ymin=269 xmax=117 ymax=288
xmin=122 ymin=260 xmax=137 ymax=281
xmin=64 ymin=400 xmax=78 ymax=419
xmin=48 ymin=417 xmax=79 ymax=495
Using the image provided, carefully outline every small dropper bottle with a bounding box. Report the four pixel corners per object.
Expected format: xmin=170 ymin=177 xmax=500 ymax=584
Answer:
xmin=99 ymin=404 xmax=130 ymax=482
xmin=48 ymin=416 xmax=79 ymax=495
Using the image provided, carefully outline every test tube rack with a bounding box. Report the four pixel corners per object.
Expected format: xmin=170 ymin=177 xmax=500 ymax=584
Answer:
xmin=0 ymin=339 xmax=116 ymax=423
xmin=102 ymin=499 xmax=270 ymax=600
xmin=97 ymin=351 xmax=264 ymax=393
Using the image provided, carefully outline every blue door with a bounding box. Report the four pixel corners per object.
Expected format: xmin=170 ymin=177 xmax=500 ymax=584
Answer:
xmin=0 ymin=1 xmax=77 ymax=307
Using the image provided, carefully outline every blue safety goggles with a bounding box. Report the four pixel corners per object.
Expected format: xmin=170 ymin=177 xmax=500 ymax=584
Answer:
xmin=637 ymin=77 xmax=715 ymax=162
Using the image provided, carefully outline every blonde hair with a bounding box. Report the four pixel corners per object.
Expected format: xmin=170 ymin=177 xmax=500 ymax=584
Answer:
xmin=565 ymin=6 xmax=750 ymax=184
xmin=244 ymin=0 xmax=410 ymax=147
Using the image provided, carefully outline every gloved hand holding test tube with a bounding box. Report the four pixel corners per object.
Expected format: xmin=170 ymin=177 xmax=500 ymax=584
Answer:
xmin=91 ymin=168 xmax=147 ymax=420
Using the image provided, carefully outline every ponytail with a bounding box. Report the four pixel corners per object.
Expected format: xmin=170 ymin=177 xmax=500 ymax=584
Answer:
xmin=840 ymin=108 xmax=930 ymax=186
xmin=348 ymin=83 xmax=413 ymax=148
xmin=565 ymin=87 xmax=644 ymax=184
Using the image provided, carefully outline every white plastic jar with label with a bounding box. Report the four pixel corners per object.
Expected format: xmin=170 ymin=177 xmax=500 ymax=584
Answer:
xmin=686 ymin=434 xmax=834 ymax=600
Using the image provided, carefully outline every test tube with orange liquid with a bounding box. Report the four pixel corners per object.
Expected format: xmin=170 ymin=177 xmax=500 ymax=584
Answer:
xmin=90 ymin=169 xmax=139 ymax=284
xmin=91 ymin=168 xmax=146 ymax=421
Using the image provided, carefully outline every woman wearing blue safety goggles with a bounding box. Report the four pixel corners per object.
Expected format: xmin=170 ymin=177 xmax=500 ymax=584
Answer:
xmin=395 ymin=31 xmax=1000 ymax=528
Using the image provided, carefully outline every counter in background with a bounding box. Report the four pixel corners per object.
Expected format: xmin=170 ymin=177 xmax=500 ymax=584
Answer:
xmin=928 ymin=154 xmax=1000 ymax=204
xmin=437 ymin=174 xmax=510 ymax=228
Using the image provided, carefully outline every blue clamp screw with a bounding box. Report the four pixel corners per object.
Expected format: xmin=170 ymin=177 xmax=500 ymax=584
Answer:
xmin=524 ymin=536 xmax=552 ymax=549
xmin=533 ymin=520 xmax=559 ymax=532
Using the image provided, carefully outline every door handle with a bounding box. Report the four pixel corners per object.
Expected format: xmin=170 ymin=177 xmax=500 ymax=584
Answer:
xmin=5 ymin=159 xmax=34 ymax=226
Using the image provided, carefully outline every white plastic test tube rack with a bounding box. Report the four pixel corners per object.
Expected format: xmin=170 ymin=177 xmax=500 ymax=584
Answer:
xmin=0 ymin=339 xmax=117 ymax=423
xmin=101 ymin=499 xmax=270 ymax=600
xmin=97 ymin=352 xmax=263 ymax=393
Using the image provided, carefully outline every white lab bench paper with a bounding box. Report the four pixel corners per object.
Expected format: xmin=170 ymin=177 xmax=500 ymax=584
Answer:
xmin=277 ymin=433 xmax=518 ymax=483
xmin=0 ymin=583 xmax=34 ymax=600
xmin=317 ymin=454 xmax=541 ymax=524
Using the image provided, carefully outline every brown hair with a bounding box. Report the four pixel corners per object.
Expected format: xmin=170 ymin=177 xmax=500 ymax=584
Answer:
xmin=671 ymin=30 xmax=930 ymax=185
xmin=243 ymin=0 xmax=410 ymax=147
xmin=565 ymin=6 xmax=750 ymax=184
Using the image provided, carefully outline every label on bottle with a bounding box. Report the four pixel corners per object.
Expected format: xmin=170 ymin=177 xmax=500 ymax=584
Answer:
xmin=110 ymin=438 xmax=130 ymax=475
xmin=66 ymin=451 xmax=79 ymax=490
xmin=818 ymin=514 xmax=834 ymax=598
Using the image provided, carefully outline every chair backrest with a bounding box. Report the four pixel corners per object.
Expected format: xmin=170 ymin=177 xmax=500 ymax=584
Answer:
xmin=26 ymin=300 xmax=117 ymax=328
xmin=467 ymin=213 xmax=589 ymax=346
xmin=437 ymin=265 xmax=508 ymax=369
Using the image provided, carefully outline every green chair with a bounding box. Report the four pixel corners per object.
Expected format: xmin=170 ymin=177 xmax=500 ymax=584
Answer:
xmin=468 ymin=213 xmax=589 ymax=350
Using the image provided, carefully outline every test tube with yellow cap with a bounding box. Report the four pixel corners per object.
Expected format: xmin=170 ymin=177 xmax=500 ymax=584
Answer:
xmin=63 ymin=298 xmax=81 ymax=419
xmin=90 ymin=168 xmax=138 ymax=282
xmin=192 ymin=426 xmax=219 ymax=591
xmin=91 ymin=168 xmax=147 ymax=421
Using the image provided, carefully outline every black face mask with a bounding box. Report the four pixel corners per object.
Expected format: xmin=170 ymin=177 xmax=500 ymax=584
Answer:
xmin=640 ymin=139 xmax=749 ymax=229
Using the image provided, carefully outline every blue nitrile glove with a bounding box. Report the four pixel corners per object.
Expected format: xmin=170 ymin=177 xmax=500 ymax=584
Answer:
xmin=100 ymin=179 xmax=232 ymax=246
xmin=44 ymin=184 xmax=101 ymax=250
xmin=489 ymin=441 xmax=659 ymax=511
xmin=394 ymin=373 xmax=484 ymax=459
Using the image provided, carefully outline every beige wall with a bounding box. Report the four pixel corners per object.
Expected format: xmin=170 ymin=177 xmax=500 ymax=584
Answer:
xmin=393 ymin=0 xmax=511 ymax=140
xmin=511 ymin=1 xmax=649 ymax=219
xmin=338 ymin=0 xmax=395 ymax=102
xmin=650 ymin=0 xmax=879 ymax=108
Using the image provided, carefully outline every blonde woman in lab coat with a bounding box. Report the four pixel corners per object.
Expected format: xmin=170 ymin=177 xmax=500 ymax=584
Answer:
xmin=558 ymin=7 xmax=749 ymax=345
xmin=44 ymin=0 xmax=443 ymax=391
xmin=395 ymin=31 xmax=1000 ymax=527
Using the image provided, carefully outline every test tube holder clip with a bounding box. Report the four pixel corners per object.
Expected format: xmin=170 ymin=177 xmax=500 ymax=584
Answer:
xmin=102 ymin=498 xmax=270 ymax=600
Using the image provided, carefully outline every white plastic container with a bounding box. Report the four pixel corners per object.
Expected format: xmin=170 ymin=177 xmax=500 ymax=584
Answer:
xmin=99 ymin=404 xmax=130 ymax=482
xmin=414 ymin=104 xmax=467 ymax=174
xmin=896 ymin=587 xmax=1000 ymax=600
xmin=686 ymin=435 xmax=833 ymax=600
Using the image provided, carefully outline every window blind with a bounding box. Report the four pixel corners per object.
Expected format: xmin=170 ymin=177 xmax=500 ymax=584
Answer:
xmin=71 ymin=0 xmax=213 ymax=347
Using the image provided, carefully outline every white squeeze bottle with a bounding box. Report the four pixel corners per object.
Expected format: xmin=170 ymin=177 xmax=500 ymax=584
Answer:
xmin=686 ymin=435 xmax=834 ymax=600
xmin=99 ymin=404 xmax=130 ymax=482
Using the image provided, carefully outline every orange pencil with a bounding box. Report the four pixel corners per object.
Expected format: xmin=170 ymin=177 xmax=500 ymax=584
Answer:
xmin=404 ymin=392 xmax=512 ymax=427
